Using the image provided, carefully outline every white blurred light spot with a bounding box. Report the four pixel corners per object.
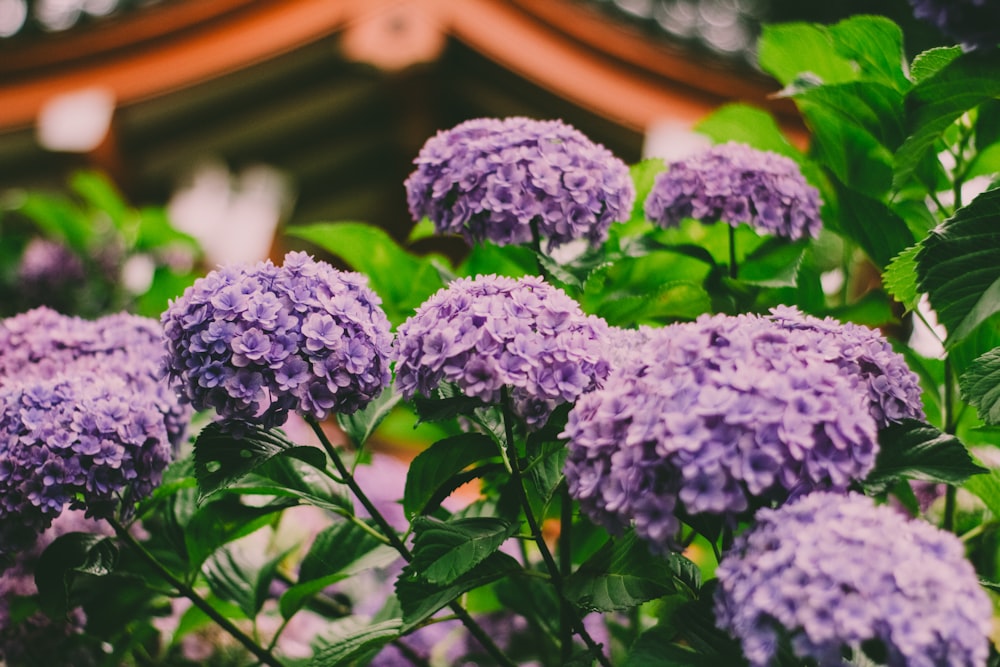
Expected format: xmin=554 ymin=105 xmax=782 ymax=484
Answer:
xmin=168 ymin=161 xmax=291 ymax=266
xmin=820 ymin=268 xmax=844 ymax=296
xmin=642 ymin=120 xmax=711 ymax=161
xmin=35 ymin=0 xmax=83 ymax=31
xmin=0 ymin=0 xmax=28 ymax=37
xmin=84 ymin=0 xmax=117 ymax=16
xmin=37 ymin=87 xmax=115 ymax=152
xmin=909 ymin=294 xmax=947 ymax=359
xmin=121 ymin=253 xmax=156 ymax=295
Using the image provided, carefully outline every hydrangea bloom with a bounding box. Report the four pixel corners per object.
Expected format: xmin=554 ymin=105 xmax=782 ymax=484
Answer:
xmin=161 ymin=251 xmax=392 ymax=427
xmin=394 ymin=275 xmax=610 ymax=427
xmin=715 ymin=492 xmax=992 ymax=667
xmin=0 ymin=307 xmax=190 ymax=448
xmin=644 ymin=142 xmax=821 ymax=240
xmin=909 ymin=0 xmax=1000 ymax=50
xmin=767 ymin=306 xmax=924 ymax=427
xmin=562 ymin=313 xmax=878 ymax=550
xmin=404 ymin=117 xmax=635 ymax=249
xmin=0 ymin=373 xmax=171 ymax=564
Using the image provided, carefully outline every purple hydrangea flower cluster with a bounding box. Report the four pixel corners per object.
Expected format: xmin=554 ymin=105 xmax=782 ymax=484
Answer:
xmin=404 ymin=117 xmax=635 ymax=249
xmin=0 ymin=307 xmax=190 ymax=448
xmin=715 ymin=492 xmax=992 ymax=667
xmin=562 ymin=313 xmax=878 ymax=550
xmin=161 ymin=251 xmax=393 ymax=427
xmin=909 ymin=0 xmax=1000 ymax=50
xmin=394 ymin=275 xmax=610 ymax=427
xmin=0 ymin=373 xmax=171 ymax=563
xmin=644 ymin=142 xmax=822 ymax=241
xmin=767 ymin=306 xmax=924 ymax=428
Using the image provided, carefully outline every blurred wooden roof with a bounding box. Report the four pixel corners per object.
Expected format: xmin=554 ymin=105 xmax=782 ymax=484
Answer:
xmin=0 ymin=0 xmax=804 ymax=239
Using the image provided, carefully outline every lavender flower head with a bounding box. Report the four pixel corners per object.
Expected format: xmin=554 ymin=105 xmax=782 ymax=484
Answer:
xmin=909 ymin=0 xmax=1000 ymax=50
xmin=644 ymin=142 xmax=821 ymax=241
xmin=715 ymin=492 xmax=992 ymax=667
xmin=0 ymin=307 xmax=190 ymax=448
xmin=0 ymin=373 xmax=171 ymax=564
xmin=394 ymin=274 xmax=610 ymax=427
xmin=767 ymin=305 xmax=924 ymax=427
xmin=161 ymin=251 xmax=392 ymax=427
xmin=562 ymin=313 xmax=878 ymax=551
xmin=404 ymin=117 xmax=636 ymax=249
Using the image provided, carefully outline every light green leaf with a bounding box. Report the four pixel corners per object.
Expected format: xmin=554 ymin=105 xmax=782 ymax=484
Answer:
xmin=833 ymin=185 xmax=915 ymax=268
xmin=959 ymin=346 xmax=1000 ymax=425
xmin=883 ymin=244 xmax=921 ymax=312
xmin=916 ymin=186 xmax=1000 ymax=345
xmin=828 ymin=15 xmax=909 ymax=92
xmin=695 ymin=104 xmax=800 ymax=159
xmin=965 ymin=469 xmax=1000 ymax=517
xmin=337 ymin=385 xmax=401 ymax=449
xmin=738 ymin=239 xmax=807 ymax=288
xmin=909 ymin=46 xmax=963 ymax=84
xmin=758 ymin=23 xmax=858 ymax=87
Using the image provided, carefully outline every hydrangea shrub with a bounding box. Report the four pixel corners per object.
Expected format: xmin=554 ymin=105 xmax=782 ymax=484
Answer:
xmin=161 ymin=251 xmax=393 ymax=427
xmin=715 ymin=492 xmax=993 ymax=667
xmin=404 ymin=117 xmax=635 ymax=249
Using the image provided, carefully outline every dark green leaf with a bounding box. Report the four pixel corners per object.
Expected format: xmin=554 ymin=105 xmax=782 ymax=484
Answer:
xmin=564 ymin=531 xmax=699 ymax=612
xmin=409 ymin=516 xmax=518 ymax=585
xmin=864 ymin=419 xmax=988 ymax=493
xmin=337 ymin=386 xmax=401 ymax=448
xmin=895 ymin=49 xmax=1000 ymax=188
xmin=184 ymin=496 xmax=295 ymax=570
xmin=916 ymin=187 xmax=1000 ymax=345
xmin=202 ymin=546 xmax=262 ymax=619
xmin=308 ymin=618 xmax=403 ymax=667
xmin=695 ymin=104 xmax=800 ymax=159
xmin=834 ymin=184 xmax=914 ymax=268
xmin=624 ymin=625 xmax=707 ymax=667
xmin=193 ymin=422 xmax=326 ymax=501
xmin=910 ymin=46 xmax=963 ymax=84
xmin=227 ymin=453 xmax=350 ymax=514
xmin=396 ymin=551 xmax=520 ymax=630
xmin=525 ymin=439 xmax=567 ymax=514
xmin=412 ymin=393 xmax=488 ymax=424
xmin=35 ymin=533 xmax=118 ymax=616
xmin=960 ymin=346 xmax=1000 ymax=425
xmin=403 ymin=433 xmax=499 ymax=518
xmin=672 ymin=592 xmax=748 ymax=665
xmin=883 ymin=244 xmax=921 ymax=312
xmin=758 ymin=23 xmax=858 ymax=87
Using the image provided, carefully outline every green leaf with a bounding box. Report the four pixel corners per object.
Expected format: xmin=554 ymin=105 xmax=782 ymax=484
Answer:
xmin=960 ymin=347 xmax=1000 ymax=425
xmin=895 ymin=49 xmax=1000 ymax=188
xmin=226 ymin=453 xmax=349 ymax=514
xmin=695 ymin=104 xmax=800 ymax=159
xmin=403 ymin=433 xmax=499 ymax=518
xmin=628 ymin=158 xmax=667 ymax=223
xmin=308 ymin=618 xmax=403 ymax=667
xmin=409 ymin=516 xmax=518 ymax=585
xmin=883 ymin=244 xmax=921 ymax=312
xmin=910 ymin=46 xmax=963 ymax=84
xmin=758 ymin=23 xmax=858 ymax=87
xmin=337 ymin=386 xmax=401 ymax=448
xmin=287 ymin=222 xmax=444 ymax=324
xmin=828 ymin=16 xmax=909 ymax=92
xmin=15 ymin=191 xmax=93 ymax=252
xmin=563 ymin=531 xmax=699 ymax=612
xmin=596 ymin=280 xmax=713 ymax=326
xmin=202 ymin=544 xmax=287 ymax=619
xmin=281 ymin=521 xmax=398 ymax=619
xmin=965 ymin=469 xmax=1000 ymax=517
xmin=411 ymin=393 xmax=488 ymax=424
xmin=35 ymin=533 xmax=118 ymax=616
xmin=70 ymin=171 xmax=130 ymax=231
xmin=916 ymin=187 xmax=1000 ymax=345
xmin=624 ymin=625 xmax=707 ymax=667
xmin=395 ymin=551 xmax=520 ymax=630
xmin=193 ymin=422 xmax=326 ymax=501
xmin=737 ymin=239 xmax=807 ymax=288
xmin=184 ymin=496 xmax=295 ymax=570
xmin=458 ymin=243 xmax=536 ymax=278
xmin=864 ymin=419 xmax=988 ymax=493
xmin=834 ymin=185 xmax=914 ymax=268
xmin=525 ymin=439 xmax=567 ymax=514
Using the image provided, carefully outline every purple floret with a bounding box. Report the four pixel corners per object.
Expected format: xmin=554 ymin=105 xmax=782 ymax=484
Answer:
xmin=405 ymin=117 xmax=635 ymax=250
xmin=161 ymin=251 xmax=393 ymax=427
xmin=394 ymin=274 xmax=610 ymax=428
xmin=562 ymin=313 xmax=878 ymax=551
xmin=715 ymin=492 xmax=993 ymax=667
xmin=644 ymin=142 xmax=821 ymax=241
xmin=909 ymin=0 xmax=1000 ymax=50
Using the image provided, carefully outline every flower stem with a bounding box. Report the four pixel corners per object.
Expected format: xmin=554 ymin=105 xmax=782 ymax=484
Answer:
xmin=728 ymin=224 xmax=738 ymax=280
xmin=943 ymin=357 xmax=958 ymax=533
xmin=107 ymin=517 xmax=286 ymax=667
xmin=305 ymin=418 xmax=517 ymax=667
xmin=559 ymin=481 xmax=573 ymax=664
xmin=499 ymin=387 xmax=612 ymax=667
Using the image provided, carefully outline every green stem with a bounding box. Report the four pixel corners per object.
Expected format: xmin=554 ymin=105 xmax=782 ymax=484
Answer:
xmin=728 ymin=225 xmax=738 ymax=280
xmin=499 ymin=387 xmax=612 ymax=667
xmin=108 ymin=517 xmax=286 ymax=667
xmin=943 ymin=357 xmax=958 ymax=532
xmin=559 ymin=482 xmax=573 ymax=665
xmin=306 ymin=419 xmax=518 ymax=667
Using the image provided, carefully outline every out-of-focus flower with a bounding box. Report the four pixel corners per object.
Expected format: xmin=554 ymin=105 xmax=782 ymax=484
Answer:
xmin=563 ymin=313 xmax=877 ymax=551
xmin=767 ymin=305 xmax=924 ymax=428
xmin=0 ymin=307 xmax=190 ymax=448
xmin=0 ymin=373 xmax=171 ymax=563
xmin=715 ymin=492 xmax=992 ymax=667
xmin=15 ymin=238 xmax=86 ymax=310
xmin=405 ymin=117 xmax=635 ymax=250
xmin=0 ymin=511 xmax=108 ymax=667
xmin=394 ymin=275 xmax=610 ymax=427
xmin=909 ymin=0 xmax=1000 ymax=50
xmin=644 ymin=142 xmax=821 ymax=240
xmin=161 ymin=251 xmax=393 ymax=427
